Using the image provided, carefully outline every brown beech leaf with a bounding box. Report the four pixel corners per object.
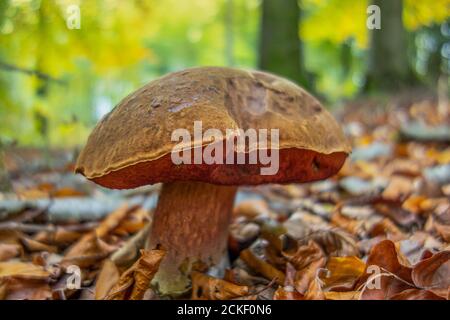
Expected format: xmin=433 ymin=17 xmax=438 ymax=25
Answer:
xmin=61 ymin=235 xmax=117 ymax=269
xmin=330 ymin=212 xmax=363 ymax=236
xmin=191 ymin=271 xmax=249 ymax=300
xmin=0 ymin=278 xmax=52 ymax=300
xmin=324 ymin=291 xmax=361 ymax=300
xmin=34 ymin=228 xmax=84 ymax=246
xmin=95 ymin=204 xmax=138 ymax=238
xmin=374 ymin=203 xmax=419 ymax=228
xmin=281 ymin=240 xmax=326 ymax=294
xmin=95 ymin=259 xmax=120 ymax=300
xmin=223 ymin=267 xmax=269 ymax=287
xmin=304 ymin=275 xmax=325 ymax=300
xmin=357 ymin=240 xmax=414 ymax=300
xmin=0 ymin=261 xmax=50 ymax=280
xmin=273 ymin=263 xmax=303 ymax=300
xmin=433 ymin=206 xmax=450 ymax=242
xmin=434 ymin=222 xmax=450 ymax=242
xmin=309 ymin=228 xmax=359 ymax=257
xmin=61 ymin=204 xmax=139 ymax=269
xmin=233 ymin=199 xmax=273 ymax=220
xmin=111 ymin=223 xmax=151 ymax=270
xmin=370 ymin=217 xmax=405 ymax=237
xmin=0 ymin=243 xmax=22 ymax=261
xmin=321 ymin=256 xmax=366 ymax=291
xmin=295 ymin=257 xmax=326 ymax=295
xmin=105 ymin=249 xmax=165 ymax=300
xmin=0 ymin=261 xmax=52 ymax=300
xmin=390 ymin=288 xmax=445 ymax=300
xmin=20 ymin=236 xmax=58 ymax=253
xmin=273 ymin=286 xmax=304 ymax=300
xmin=282 ymin=240 xmax=324 ymax=271
xmin=240 ymin=248 xmax=285 ymax=285
xmin=381 ymin=176 xmax=413 ymax=200
xmin=114 ymin=207 xmax=149 ymax=235
xmin=411 ymin=250 xmax=450 ymax=299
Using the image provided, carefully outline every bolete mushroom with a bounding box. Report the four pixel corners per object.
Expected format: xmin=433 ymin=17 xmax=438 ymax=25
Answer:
xmin=75 ymin=67 xmax=351 ymax=295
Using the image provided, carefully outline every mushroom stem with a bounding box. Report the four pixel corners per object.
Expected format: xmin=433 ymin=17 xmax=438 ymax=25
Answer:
xmin=148 ymin=181 xmax=237 ymax=295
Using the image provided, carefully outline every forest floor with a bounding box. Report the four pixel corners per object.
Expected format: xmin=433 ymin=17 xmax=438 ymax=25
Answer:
xmin=0 ymin=94 xmax=449 ymax=300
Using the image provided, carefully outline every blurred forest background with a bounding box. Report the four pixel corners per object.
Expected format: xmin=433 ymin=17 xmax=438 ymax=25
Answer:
xmin=0 ymin=0 xmax=448 ymax=147
xmin=0 ymin=1 xmax=449 ymax=301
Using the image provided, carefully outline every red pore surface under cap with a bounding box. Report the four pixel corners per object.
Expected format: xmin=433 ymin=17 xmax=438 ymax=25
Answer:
xmin=85 ymin=147 xmax=348 ymax=189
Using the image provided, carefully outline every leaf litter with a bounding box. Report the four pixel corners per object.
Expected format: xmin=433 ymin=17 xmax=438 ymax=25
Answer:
xmin=0 ymin=97 xmax=449 ymax=300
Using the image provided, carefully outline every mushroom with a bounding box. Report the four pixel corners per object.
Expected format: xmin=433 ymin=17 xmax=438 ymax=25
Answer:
xmin=75 ymin=67 xmax=351 ymax=295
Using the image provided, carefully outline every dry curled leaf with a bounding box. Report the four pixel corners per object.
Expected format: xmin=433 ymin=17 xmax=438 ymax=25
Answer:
xmin=320 ymin=256 xmax=366 ymax=291
xmin=390 ymin=288 xmax=445 ymax=300
xmin=0 ymin=243 xmax=22 ymax=262
xmin=0 ymin=261 xmax=50 ymax=280
xmin=191 ymin=271 xmax=249 ymax=300
xmin=240 ymin=248 xmax=285 ymax=285
xmin=60 ymin=205 xmax=137 ymax=269
xmin=0 ymin=261 xmax=52 ymax=300
xmin=411 ymin=250 xmax=450 ymax=298
xmin=324 ymin=291 xmax=361 ymax=300
xmin=273 ymin=263 xmax=304 ymax=300
xmin=0 ymin=278 xmax=52 ymax=300
xmin=105 ymin=249 xmax=165 ymax=300
xmin=61 ymin=235 xmax=117 ymax=269
xmin=357 ymin=240 xmax=414 ymax=300
xmin=304 ymin=274 xmax=325 ymax=300
xmin=282 ymin=240 xmax=326 ymax=294
xmin=95 ymin=259 xmax=120 ymax=300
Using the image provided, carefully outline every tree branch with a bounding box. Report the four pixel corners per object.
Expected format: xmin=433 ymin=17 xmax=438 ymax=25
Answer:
xmin=0 ymin=60 xmax=67 ymax=85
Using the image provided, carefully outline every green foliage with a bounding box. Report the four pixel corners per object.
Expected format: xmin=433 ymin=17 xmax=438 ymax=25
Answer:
xmin=0 ymin=0 xmax=448 ymax=146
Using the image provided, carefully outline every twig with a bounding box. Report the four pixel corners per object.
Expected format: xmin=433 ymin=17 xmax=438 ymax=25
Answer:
xmin=0 ymin=221 xmax=98 ymax=233
xmin=0 ymin=221 xmax=56 ymax=233
xmin=237 ymin=277 xmax=278 ymax=300
xmin=0 ymin=60 xmax=67 ymax=85
xmin=10 ymin=198 xmax=53 ymax=223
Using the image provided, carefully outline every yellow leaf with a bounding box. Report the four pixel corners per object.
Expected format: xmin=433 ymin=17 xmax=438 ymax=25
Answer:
xmin=321 ymin=256 xmax=366 ymax=291
xmin=324 ymin=291 xmax=361 ymax=300
xmin=191 ymin=271 xmax=249 ymax=300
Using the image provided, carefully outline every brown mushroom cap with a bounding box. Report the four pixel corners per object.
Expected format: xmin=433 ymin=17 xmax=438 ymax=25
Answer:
xmin=76 ymin=67 xmax=351 ymax=189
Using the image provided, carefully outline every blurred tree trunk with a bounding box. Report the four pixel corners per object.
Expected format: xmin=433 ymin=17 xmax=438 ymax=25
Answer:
xmin=364 ymin=0 xmax=417 ymax=92
xmin=0 ymin=141 xmax=11 ymax=193
xmin=423 ymin=24 xmax=446 ymax=85
xmin=258 ymin=0 xmax=311 ymax=89
xmin=340 ymin=39 xmax=354 ymax=80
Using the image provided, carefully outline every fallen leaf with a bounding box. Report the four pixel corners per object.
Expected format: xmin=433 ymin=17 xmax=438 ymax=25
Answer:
xmin=191 ymin=271 xmax=249 ymax=300
xmin=357 ymin=240 xmax=414 ymax=300
xmin=321 ymin=256 xmax=366 ymax=291
xmin=0 ymin=261 xmax=52 ymax=300
xmin=412 ymin=250 xmax=450 ymax=298
xmin=105 ymin=249 xmax=165 ymax=300
xmin=95 ymin=259 xmax=120 ymax=300
xmin=390 ymin=288 xmax=445 ymax=300
xmin=61 ymin=235 xmax=117 ymax=269
xmin=240 ymin=248 xmax=285 ymax=285
xmin=304 ymin=274 xmax=325 ymax=300
xmin=20 ymin=236 xmax=57 ymax=253
xmin=282 ymin=240 xmax=326 ymax=294
xmin=0 ymin=278 xmax=52 ymax=300
xmin=273 ymin=263 xmax=303 ymax=300
xmin=382 ymin=176 xmax=414 ymax=200
xmin=0 ymin=261 xmax=50 ymax=280
xmin=0 ymin=243 xmax=22 ymax=261
xmin=61 ymin=204 xmax=136 ymax=268
xmin=324 ymin=290 xmax=361 ymax=300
